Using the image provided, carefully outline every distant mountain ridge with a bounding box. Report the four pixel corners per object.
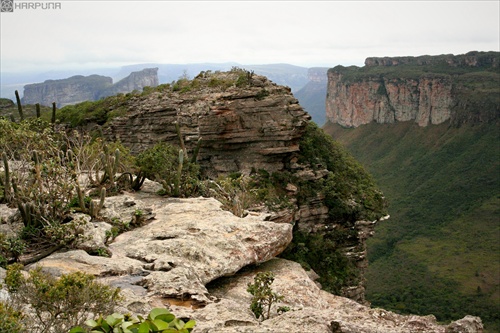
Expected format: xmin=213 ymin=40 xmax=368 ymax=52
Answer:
xmin=2 ymin=62 xmax=324 ymax=106
xmin=21 ymin=68 xmax=159 ymax=107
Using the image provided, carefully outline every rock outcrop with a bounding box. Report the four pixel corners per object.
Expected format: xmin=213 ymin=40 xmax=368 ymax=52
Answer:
xmin=17 ymin=191 xmax=482 ymax=333
xmin=326 ymin=51 xmax=499 ymax=127
xmin=22 ymin=74 xmax=113 ymax=107
xmin=22 ymin=68 xmax=158 ymax=107
xmin=101 ymin=71 xmax=379 ymax=302
xmin=35 ymin=193 xmax=292 ymax=306
xmin=104 ymin=71 xmax=310 ymax=175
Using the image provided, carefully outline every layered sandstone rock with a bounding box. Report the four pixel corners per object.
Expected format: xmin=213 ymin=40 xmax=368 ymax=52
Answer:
xmin=326 ymin=71 xmax=453 ymax=127
xmin=326 ymin=51 xmax=499 ymax=128
xmin=104 ymin=71 xmax=310 ymax=175
xmin=35 ymin=193 xmax=293 ymax=306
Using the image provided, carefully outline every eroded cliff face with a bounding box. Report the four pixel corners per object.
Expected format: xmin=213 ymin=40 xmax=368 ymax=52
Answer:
xmin=326 ymin=73 xmax=453 ymax=127
xmin=326 ymin=51 xmax=499 ymax=127
xmin=104 ymin=71 xmax=309 ymax=175
xmin=22 ymin=68 xmax=158 ymax=107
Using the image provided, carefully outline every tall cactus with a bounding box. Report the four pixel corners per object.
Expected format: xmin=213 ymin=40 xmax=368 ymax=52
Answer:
xmin=99 ymin=146 xmax=121 ymax=185
xmin=191 ymin=137 xmax=202 ymax=164
xmin=51 ymin=102 xmax=56 ymax=124
xmin=32 ymin=151 xmax=43 ymax=193
xmin=35 ymin=103 xmax=41 ymax=118
xmin=1 ymin=153 xmax=11 ymax=202
xmin=173 ymin=149 xmax=184 ymax=197
xmin=175 ymin=121 xmax=187 ymax=158
xmin=15 ymin=90 xmax=24 ymax=121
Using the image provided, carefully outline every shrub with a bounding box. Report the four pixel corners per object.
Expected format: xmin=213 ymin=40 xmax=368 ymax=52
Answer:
xmin=0 ymin=301 xmax=25 ymax=333
xmin=4 ymin=264 xmax=121 ymax=333
xmin=0 ymin=234 xmax=25 ymax=266
xmin=247 ymin=271 xmax=284 ymax=320
xmin=135 ymin=142 xmax=200 ymax=197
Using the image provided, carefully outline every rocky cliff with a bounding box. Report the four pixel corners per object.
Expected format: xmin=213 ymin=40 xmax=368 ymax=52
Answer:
xmin=100 ymin=70 xmax=385 ymax=302
xmin=104 ymin=71 xmax=309 ymax=175
xmin=99 ymin=67 xmax=159 ymax=99
xmin=22 ymin=68 xmax=158 ymax=107
xmin=22 ymin=74 xmax=113 ymax=107
xmin=326 ymin=51 xmax=500 ymax=127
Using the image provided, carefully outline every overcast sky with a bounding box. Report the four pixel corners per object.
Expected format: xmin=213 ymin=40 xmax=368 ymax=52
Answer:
xmin=0 ymin=0 xmax=499 ymax=73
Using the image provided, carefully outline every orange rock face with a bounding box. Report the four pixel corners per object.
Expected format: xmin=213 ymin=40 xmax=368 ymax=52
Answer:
xmin=326 ymin=71 xmax=453 ymax=128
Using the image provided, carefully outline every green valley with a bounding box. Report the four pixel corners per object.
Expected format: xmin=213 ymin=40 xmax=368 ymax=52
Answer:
xmin=324 ymin=120 xmax=500 ymax=332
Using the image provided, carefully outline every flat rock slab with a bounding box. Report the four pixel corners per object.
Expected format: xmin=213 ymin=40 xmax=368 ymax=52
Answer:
xmin=36 ymin=195 xmax=293 ymax=305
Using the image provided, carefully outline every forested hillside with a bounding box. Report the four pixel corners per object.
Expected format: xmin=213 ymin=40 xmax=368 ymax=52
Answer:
xmin=324 ymin=121 xmax=499 ymax=332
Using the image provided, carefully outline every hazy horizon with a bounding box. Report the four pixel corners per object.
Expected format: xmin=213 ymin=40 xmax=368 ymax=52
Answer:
xmin=1 ymin=1 xmax=499 ymax=73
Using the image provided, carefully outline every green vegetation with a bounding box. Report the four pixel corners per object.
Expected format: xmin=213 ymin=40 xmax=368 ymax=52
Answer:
xmin=324 ymin=120 xmax=500 ymax=332
xmin=71 ymin=308 xmax=196 ymax=333
xmin=3 ymin=264 xmax=121 ymax=333
xmin=135 ymin=142 xmax=200 ymax=197
xmin=282 ymin=231 xmax=359 ymax=295
xmin=0 ymin=301 xmax=24 ymax=332
xmin=247 ymin=271 xmax=284 ymax=320
xmin=57 ymin=94 xmax=135 ymax=127
xmin=297 ymin=123 xmax=386 ymax=222
xmin=281 ymin=123 xmax=387 ymax=294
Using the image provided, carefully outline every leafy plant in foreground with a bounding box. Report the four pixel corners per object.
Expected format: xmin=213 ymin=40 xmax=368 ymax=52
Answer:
xmin=70 ymin=307 xmax=196 ymax=333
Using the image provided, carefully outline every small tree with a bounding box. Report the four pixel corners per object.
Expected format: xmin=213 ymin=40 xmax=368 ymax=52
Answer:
xmin=247 ymin=271 xmax=284 ymax=320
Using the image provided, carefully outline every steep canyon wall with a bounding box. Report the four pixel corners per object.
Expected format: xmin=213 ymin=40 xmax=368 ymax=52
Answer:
xmin=326 ymin=51 xmax=499 ymax=127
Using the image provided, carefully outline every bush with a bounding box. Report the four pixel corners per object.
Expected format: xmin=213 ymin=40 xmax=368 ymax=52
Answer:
xmin=4 ymin=264 xmax=121 ymax=333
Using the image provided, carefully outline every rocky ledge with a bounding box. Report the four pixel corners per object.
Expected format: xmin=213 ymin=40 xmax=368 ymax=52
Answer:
xmin=4 ymin=187 xmax=482 ymax=333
